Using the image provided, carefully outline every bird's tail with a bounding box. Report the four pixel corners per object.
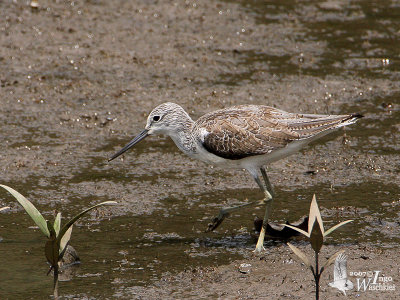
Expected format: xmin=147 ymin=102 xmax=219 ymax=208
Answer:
xmin=340 ymin=113 xmax=364 ymax=126
xmin=289 ymin=112 xmax=364 ymax=139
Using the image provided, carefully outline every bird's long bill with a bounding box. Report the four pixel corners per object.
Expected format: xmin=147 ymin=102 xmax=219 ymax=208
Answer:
xmin=108 ymin=129 xmax=149 ymax=162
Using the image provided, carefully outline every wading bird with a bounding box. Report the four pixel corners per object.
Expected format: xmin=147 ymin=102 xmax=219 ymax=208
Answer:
xmin=109 ymin=102 xmax=362 ymax=252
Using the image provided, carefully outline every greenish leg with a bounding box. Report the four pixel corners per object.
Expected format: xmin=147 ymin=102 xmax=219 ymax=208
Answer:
xmin=207 ymin=166 xmax=275 ymax=250
xmin=254 ymin=167 xmax=274 ymax=253
xmin=206 ymin=199 xmax=266 ymax=232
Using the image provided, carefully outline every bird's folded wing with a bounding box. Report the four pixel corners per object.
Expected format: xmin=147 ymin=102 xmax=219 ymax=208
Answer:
xmin=197 ymin=109 xmax=299 ymax=160
xmin=195 ymin=105 xmax=360 ymax=160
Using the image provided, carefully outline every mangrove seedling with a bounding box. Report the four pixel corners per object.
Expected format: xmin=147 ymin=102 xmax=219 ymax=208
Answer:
xmin=0 ymin=184 xmax=117 ymax=299
xmin=284 ymin=194 xmax=352 ymax=300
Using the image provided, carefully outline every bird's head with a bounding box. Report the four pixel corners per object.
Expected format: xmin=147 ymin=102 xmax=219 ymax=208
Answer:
xmin=144 ymin=102 xmax=188 ymax=135
xmin=108 ymin=102 xmax=189 ymax=161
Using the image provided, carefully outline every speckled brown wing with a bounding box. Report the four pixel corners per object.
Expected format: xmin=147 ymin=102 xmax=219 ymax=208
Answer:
xmin=195 ymin=106 xmax=300 ymax=160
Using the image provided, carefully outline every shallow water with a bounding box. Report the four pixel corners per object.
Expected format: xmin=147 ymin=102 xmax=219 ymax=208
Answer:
xmin=1 ymin=180 xmax=398 ymax=298
xmin=0 ymin=0 xmax=399 ymax=298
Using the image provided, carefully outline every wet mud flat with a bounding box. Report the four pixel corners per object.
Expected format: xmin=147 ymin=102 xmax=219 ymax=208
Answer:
xmin=0 ymin=0 xmax=399 ymax=298
xmin=127 ymin=244 xmax=400 ymax=299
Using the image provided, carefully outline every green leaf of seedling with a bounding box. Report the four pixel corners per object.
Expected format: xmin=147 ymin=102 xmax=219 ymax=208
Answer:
xmin=59 ymin=225 xmax=73 ymax=259
xmin=324 ymin=220 xmax=353 ymax=237
xmin=282 ymin=224 xmax=310 ymax=237
xmin=45 ymin=221 xmax=60 ymax=267
xmin=47 ymin=220 xmax=57 ymax=239
xmin=0 ymin=207 xmax=10 ymax=212
xmin=308 ymin=194 xmax=324 ymax=236
xmin=310 ymin=220 xmax=324 ymax=254
xmin=0 ymin=185 xmax=49 ymax=237
xmin=54 ymin=213 xmax=61 ymax=236
xmin=319 ymin=249 xmax=345 ymax=274
xmin=287 ymin=243 xmax=314 ymax=273
xmin=56 ymin=201 xmax=117 ymax=246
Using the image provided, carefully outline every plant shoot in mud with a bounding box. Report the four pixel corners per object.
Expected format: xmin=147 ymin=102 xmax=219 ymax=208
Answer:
xmin=0 ymin=184 xmax=117 ymax=300
xmin=284 ymin=194 xmax=352 ymax=300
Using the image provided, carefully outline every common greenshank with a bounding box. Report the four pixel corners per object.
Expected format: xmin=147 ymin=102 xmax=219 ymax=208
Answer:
xmin=109 ymin=102 xmax=363 ymax=253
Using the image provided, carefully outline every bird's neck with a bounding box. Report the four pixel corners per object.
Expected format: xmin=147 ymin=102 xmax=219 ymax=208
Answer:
xmin=168 ymin=114 xmax=197 ymax=155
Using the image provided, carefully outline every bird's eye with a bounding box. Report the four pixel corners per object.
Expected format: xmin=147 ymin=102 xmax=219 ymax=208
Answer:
xmin=153 ymin=115 xmax=160 ymax=122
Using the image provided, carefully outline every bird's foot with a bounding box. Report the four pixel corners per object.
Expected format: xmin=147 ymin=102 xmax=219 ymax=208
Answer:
xmin=253 ymin=226 xmax=267 ymax=253
xmin=206 ymin=210 xmax=230 ymax=232
xmin=253 ymin=245 xmax=266 ymax=254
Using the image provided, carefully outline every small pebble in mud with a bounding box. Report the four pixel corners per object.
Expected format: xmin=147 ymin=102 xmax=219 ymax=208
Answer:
xmin=30 ymin=0 xmax=39 ymax=8
xmin=239 ymin=263 xmax=252 ymax=274
xmin=381 ymin=102 xmax=393 ymax=109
